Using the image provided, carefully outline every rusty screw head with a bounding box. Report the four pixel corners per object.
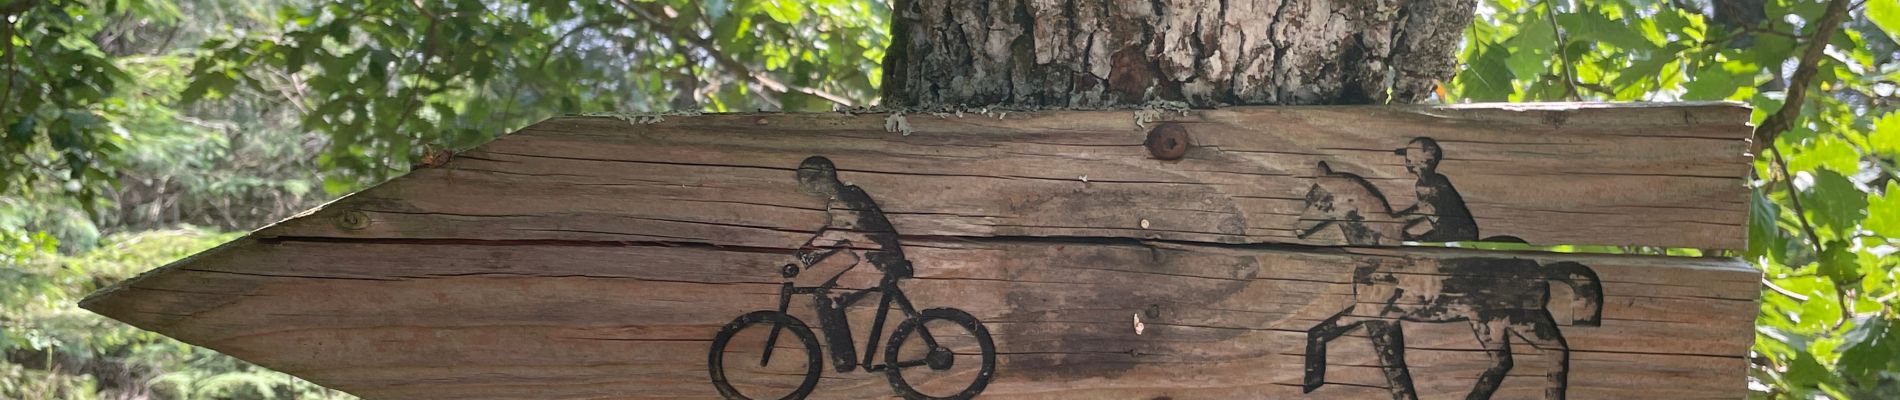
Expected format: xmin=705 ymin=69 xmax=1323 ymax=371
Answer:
xmin=1145 ymin=123 xmax=1190 ymax=160
xmin=335 ymin=210 xmax=371 ymax=230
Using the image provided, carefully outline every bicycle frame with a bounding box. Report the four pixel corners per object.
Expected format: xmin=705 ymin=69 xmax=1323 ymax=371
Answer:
xmin=759 ymin=277 xmax=942 ymax=373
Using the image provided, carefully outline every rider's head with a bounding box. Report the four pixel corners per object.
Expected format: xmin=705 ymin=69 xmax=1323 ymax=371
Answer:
xmin=796 ymin=156 xmax=842 ymax=197
xmin=1396 ymin=137 xmax=1442 ymax=175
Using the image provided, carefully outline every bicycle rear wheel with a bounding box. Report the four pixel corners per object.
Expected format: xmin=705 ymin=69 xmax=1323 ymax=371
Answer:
xmin=883 ymin=308 xmax=996 ymax=400
xmin=708 ymin=311 xmax=822 ymax=400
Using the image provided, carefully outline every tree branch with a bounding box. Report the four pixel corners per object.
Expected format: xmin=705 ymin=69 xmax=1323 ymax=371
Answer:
xmin=609 ymin=0 xmax=855 ymax=108
xmin=1768 ymin=145 xmax=1825 ymax=258
xmin=1754 ymin=0 xmax=1848 ymax=318
xmin=1754 ymin=0 xmax=1849 ymax=150
xmin=383 ymin=8 xmax=441 ymax=158
xmin=1545 ymin=1 xmax=1584 ymax=101
xmin=539 ymin=17 xmax=628 ymax=70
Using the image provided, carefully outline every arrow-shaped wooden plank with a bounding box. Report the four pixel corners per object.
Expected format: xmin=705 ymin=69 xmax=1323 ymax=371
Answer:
xmin=84 ymin=103 xmax=1760 ymax=400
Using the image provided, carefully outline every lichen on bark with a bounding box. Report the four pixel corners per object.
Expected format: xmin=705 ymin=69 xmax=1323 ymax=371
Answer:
xmin=880 ymin=0 xmax=1476 ymax=108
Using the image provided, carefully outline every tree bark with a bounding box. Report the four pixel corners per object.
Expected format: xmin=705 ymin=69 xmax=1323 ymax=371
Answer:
xmin=881 ymin=0 xmax=1476 ymax=108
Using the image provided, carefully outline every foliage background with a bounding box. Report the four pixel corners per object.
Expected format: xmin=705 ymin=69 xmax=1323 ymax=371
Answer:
xmin=2 ymin=0 xmax=1894 ymax=398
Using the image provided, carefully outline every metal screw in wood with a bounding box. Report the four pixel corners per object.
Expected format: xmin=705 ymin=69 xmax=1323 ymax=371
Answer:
xmin=335 ymin=210 xmax=371 ymax=230
xmin=1145 ymin=123 xmax=1190 ymax=160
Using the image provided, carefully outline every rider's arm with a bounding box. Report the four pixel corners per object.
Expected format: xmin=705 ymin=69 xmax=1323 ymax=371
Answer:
xmin=1402 ymin=216 xmax=1437 ymax=241
xmin=793 ymin=245 xmax=844 ymax=267
xmin=791 ymin=227 xmax=855 ymax=267
xmin=1398 ymin=194 xmax=1434 ymax=240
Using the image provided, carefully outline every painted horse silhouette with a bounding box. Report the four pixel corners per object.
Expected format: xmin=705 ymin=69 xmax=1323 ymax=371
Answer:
xmin=1295 ymin=161 xmax=1604 ymax=400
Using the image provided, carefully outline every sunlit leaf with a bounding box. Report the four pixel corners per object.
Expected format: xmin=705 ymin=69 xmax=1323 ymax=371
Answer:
xmin=1682 ymin=60 xmax=1738 ymax=101
xmin=1555 ymin=6 xmax=1658 ymax=52
xmin=1869 ymin=181 xmax=1900 ymax=238
xmin=1788 ymin=136 xmax=1862 ymax=178
xmin=1454 ymin=42 xmax=1515 ymax=101
xmin=1872 ymin=111 xmax=1900 ymax=157
xmin=1800 ymin=169 xmax=1869 ymax=235
xmin=1869 ymin=0 xmax=1900 ymax=44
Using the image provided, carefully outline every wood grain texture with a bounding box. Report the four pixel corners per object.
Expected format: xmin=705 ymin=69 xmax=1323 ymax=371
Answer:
xmin=252 ymin=103 xmax=1750 ymax=250
xmin=80 ymin=103 xmax=1761 ymax=399
xmin=83 ymin=237 xmax=1756 ymax=400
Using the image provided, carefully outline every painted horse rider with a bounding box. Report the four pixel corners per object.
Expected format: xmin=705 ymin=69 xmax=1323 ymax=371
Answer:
xmin=1395 ymin=137 xmax=1479 ymax=242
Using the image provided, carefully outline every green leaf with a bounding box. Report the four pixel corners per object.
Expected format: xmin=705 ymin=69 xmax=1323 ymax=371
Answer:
xmin=1556 ymin=8 xmax=1658 ymax=52
xmin=5 ymin=115 xmax=35 ymax=143
xmin=322 ymin=177 xmax=356 ymax=196
xmin=1872 ymin=112 xmax=1900 ymax=157
xmin=1503 ymin=12 xmax=1554 ymax=77
xmin=1817 ymin=240 xmax=1859 ymax=285
xmin=1785 ymin=348 xmax=1833 ymax=390
xmin=1455 ymin=42 xmax=1516 ymax=101
xmin=1839 ymin=316 xmax=1900 ymax=387
xmin=180 ymin=69 xmax=232 ymax=104
xmin=1869 ymin=0 xmax=1900 ymax=44
xmin=760 ymin=1 xmax=804 ymax=24
xmin=1682 ymin=60 xmax=1738 ymax=101
xmin=1610 ymin=43 xmax=1687 ymax=92
xmin=1799 ymin=169 xmax=1868 ymax=233
xmin=1868 ymin=181 xmax=1900 ymax=238
xmin=1788 ymin=136 xmax=1861 ymax=178
xmin=1749 ymin=187 xmax=1790 ymax=261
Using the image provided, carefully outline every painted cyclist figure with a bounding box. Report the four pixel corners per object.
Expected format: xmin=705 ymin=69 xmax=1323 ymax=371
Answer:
xmin=788 ymin=156 xmax=913 ymax=373
xmin=708 ymin=156 xmax=995 ymax=400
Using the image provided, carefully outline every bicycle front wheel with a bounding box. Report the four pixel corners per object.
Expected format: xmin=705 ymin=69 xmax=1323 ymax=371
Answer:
xmin=708 ymin=311 xmax=822 ymax=400
xmin=883 ymin=308 xmax=996 ymax=400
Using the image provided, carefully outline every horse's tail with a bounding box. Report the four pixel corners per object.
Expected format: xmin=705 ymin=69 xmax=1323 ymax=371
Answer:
xmin=1543 ymin=261 xmax=1603 ymax=326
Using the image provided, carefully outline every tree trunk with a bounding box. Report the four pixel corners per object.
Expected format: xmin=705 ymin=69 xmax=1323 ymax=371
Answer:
xmin=881 ymin=0 xmax=1476 ymax=108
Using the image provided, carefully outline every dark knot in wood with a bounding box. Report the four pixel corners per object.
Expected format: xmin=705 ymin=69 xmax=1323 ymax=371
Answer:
xmin=417 ymin=146 xmax=454 ymax=168
xmin=1145 ymin=123 xmax=1190 ymax=160
xmin=335 ymin=210 xmax=371 ymax=231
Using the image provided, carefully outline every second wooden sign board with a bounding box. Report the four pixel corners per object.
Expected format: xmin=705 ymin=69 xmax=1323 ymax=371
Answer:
xmin=84 ymin=103 xmax=1759 ymax=399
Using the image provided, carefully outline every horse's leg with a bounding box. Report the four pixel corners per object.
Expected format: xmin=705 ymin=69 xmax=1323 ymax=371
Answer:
xmin=1365 ymin=320 xmax=1419 ymax=400
xmin=1466 ymin=319 xmax=1514 ymax=400
xmin=1304 ymin=305 xmax=1364 ymax=393
xmin=1510 ymin=312 xmax=1571 ymax=400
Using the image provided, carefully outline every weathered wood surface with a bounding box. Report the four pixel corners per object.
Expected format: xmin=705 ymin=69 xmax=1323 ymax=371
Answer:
xmin=85 ymin=237 xmax=1756 ymax=399
xmin=252 ymin=103 xmax=1750 ymax=250
xmin=81 ymin=103 xmax=1762 ymax=399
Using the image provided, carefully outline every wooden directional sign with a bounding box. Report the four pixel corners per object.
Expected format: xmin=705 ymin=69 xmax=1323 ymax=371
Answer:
xmin=85 ymin=103 xmax=1760 ymax=399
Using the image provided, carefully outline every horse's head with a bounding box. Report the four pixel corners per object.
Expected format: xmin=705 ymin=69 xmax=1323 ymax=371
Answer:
xmin=1296 ymin=162 xmax=1395 ymax=240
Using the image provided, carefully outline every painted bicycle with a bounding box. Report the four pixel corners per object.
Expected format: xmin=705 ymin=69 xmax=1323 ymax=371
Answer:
xmin=707 ymin=262 xmax=995 ymax=400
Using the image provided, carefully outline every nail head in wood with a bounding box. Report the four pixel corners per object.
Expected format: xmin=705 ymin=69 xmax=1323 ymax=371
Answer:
xmin=335 ymin=210 xmax=371 ymax=231
xmin=1145 ymin=123 xmax=1190 ymax=160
